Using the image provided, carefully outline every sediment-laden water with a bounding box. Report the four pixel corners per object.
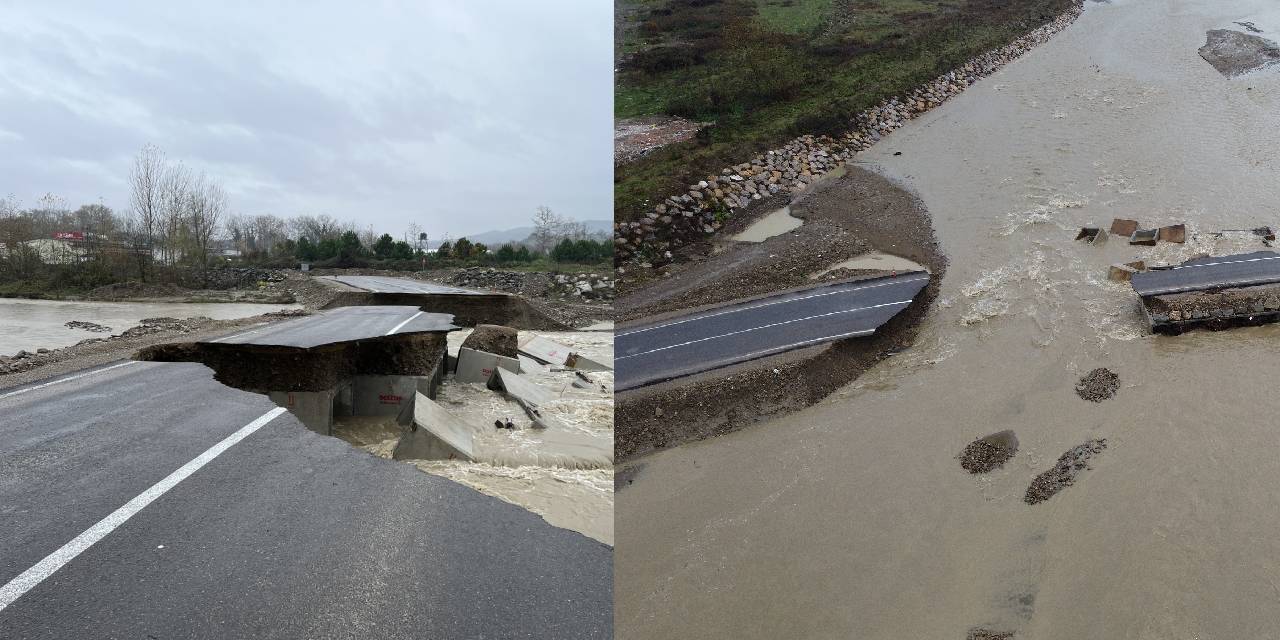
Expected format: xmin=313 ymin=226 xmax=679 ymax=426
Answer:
xmin=618 ymin=1 xmax=1280 ymax=637
xmin=0 ymin=298 xmax=301 ymax=355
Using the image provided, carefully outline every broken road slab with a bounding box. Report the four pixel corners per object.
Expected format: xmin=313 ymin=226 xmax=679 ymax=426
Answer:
xmin=454 ymin=347 xmax=520 ymax=384
xmin=394 ymin=391 xmax=476 ymax=461
xmin=316 ymin=275 xmax=483 ymax=295
xmin=1130 ymin=251 xmax=1280 ymax=296
xmin=615 ymin=271 xmax=930 ymax=391
xmin=205 ymin=305 xmax=456 ymax=349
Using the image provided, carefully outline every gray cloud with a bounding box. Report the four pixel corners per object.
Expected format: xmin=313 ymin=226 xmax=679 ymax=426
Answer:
xmin=0 ymin=1 xmax=612 ymax=237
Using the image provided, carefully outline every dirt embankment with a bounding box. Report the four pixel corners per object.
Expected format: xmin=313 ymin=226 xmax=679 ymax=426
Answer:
xmin=615 ymin=165 xmax=946 ymax=461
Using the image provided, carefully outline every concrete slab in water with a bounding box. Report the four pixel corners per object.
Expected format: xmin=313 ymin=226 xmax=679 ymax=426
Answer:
xmin=455 ymin=347 xmax=520 ymax=384
xmin=394 ymin=392 xmax=476 ymax=461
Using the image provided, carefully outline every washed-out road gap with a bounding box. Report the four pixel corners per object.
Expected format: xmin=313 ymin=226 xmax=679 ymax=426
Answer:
xmin=0 ymin=309 xmax=612 ymax=638
xmin=615 ymin=272 xmax=930 ymax=390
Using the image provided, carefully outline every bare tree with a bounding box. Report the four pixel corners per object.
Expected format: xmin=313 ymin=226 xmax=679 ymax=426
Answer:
xmin=159 ymin=162 xmax=192 ymax=268
xmin=128 ymin=144 xmax=165 ymax=279
xmin=530 ymin=205 xmax=562 ymax=255
xmin=186 ymin=173 xmax=225 ymax=277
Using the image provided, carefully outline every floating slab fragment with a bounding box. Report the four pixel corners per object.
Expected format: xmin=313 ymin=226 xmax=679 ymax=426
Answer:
xmin=518 ymin=335 xmax=575 ymax=367
xmin=1158 ymin=224 xmax=1186 ymax=243
xmin=1110 ymin=218 xmax=1139 ymax=236
xmin=454 ymin=347 xmax=520 ymax=384
xmin=1074 ymin=227 xmax=1106 ymax=243
xmin=393 ymin=392 xmax=475 ymax=461
xmin=1129 ymin=229 xmax=1159 ymax=246
xmin=489 ymin=367 xmax=558 ymax=406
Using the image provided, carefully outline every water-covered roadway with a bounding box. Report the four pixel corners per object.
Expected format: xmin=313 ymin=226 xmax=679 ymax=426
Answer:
xmin=614 ymin=273 xmax=929 ymax=390
xmin=618 ymin=1 xmax=1280 ymax=637
xmin=0 ymin=353 xmax=611 ymax=637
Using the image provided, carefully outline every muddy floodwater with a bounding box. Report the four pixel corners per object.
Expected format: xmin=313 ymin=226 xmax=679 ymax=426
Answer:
xmin=0 ymin=298 xmax=301 ymax=355
xmin=618 ymin=1 xmax=1280 ymax=637
xmin=349 ymin=329 xmax=615 ymax=545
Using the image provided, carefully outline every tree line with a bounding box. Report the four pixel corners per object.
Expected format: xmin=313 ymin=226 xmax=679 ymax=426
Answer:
xmin=0 ymin=146 xmax=610 ymax=292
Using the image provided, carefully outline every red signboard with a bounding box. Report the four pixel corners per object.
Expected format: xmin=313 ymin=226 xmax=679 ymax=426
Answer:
xmin=53 ymin=231 xmax=84 ymax=241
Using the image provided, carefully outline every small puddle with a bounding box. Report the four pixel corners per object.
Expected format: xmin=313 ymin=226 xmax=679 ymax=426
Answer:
xmin=732 ymin=206 xmax=803 ymax=242
xmin=810 ymin=252 xmax=927 ymax=279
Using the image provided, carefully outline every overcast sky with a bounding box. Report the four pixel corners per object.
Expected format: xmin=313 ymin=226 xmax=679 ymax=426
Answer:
xmin=0 ymin=1 xmax=612 ymax=238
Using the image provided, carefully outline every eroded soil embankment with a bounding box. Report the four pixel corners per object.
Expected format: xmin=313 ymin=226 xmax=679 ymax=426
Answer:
xmin=615 ymin=165 xmax=946 ymax=461
xmin=136 ymin=332 xmax=446 ymax=392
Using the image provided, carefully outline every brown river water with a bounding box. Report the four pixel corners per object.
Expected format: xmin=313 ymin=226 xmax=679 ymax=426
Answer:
xmin=617 ymin=1 xmax=1280 ymax=637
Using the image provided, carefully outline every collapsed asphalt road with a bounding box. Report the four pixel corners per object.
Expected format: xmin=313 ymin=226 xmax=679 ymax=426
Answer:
xmin=1131 ymin=250 xmax=1280 ymax=296
xmin=207 ymin=305 xmax=455 ymax=347
xmin=614 ymin=272 xmax=930 ymax=391
xmin=317 ymin=274 xmax=482 ymax=295
xmin=0 ymin=360 xmax=612 ymax=638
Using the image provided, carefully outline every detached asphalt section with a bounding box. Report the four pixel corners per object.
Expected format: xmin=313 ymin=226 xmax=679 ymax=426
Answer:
xmin=1131 ymin=250 xmax=1280 ymax=296
xmin=615 ymin=272 xmax=930 ymax=391
xmin=0 ymin=361 xmax=612 ymax=639
xmin=317 ymin=275 xmax=483 ymax=295
xmin=207 ymin=305 xmax=457 ymax=348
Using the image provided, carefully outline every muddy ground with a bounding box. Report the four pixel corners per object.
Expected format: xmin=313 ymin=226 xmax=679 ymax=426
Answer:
xmin=614 ymin=164 xmax=946 ymax=461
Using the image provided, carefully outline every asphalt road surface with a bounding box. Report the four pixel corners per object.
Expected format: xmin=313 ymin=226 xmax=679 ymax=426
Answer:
xmin=209 ymin=306 xmax=457 ymax=349
xmin=615 ymin=272 xmax=930 ymax=391
xmin=1131 ymin=251 xmax=1280 ymax=296
xmin=0 ymin=360 xmax=612 ymax=639
xmin=319 ymin=275 xmax=482 ymax=295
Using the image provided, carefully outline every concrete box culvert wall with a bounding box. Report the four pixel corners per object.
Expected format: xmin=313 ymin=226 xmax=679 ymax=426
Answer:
xmin=319 ymin=292 xmax=571 ymax=330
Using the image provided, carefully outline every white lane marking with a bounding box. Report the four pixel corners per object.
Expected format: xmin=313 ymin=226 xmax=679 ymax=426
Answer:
xmin=386 ymin=311 xmax=425 ymax=335
xmin=617 ymin=300 xmax=911 ymax=360
xmin=207 ymin=322 xmax=270 ymax=343
xmin=1170 ymin=254 xmax=1280 ymax=271
xmin=0 ymin=361 xmax=140 ymax=402
xmin=0 ymin=407 xmax=288 ymax=613
xmin=616 ymin=275 xmax=929 ymax=338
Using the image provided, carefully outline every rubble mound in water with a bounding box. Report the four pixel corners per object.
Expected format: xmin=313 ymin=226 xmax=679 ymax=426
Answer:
xmin=959 ymin=430 xmax=1019 ymax=474
xmin=65 ymin=320 xmax=111 ymax=333
xmin=461 ymin=324 xmax=518 ymax=358
xmin=1075 ymin=368 xmax=1119 ymax=402
xmin=1025 ymin=439 xmax=1107 ymax=505
xmin=1199 ymin=29 xmax=1280 ymax=76
xmin=967 ymin=629 xmax=1014 ymax=640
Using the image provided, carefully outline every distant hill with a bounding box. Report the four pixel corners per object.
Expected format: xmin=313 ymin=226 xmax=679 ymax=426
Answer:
xmin=431 ymin=219 xmax=611 ymax=248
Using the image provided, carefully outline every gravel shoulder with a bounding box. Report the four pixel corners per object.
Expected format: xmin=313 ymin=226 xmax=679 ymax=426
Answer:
xmin=615 ymin=164 xmax=946 ymax=461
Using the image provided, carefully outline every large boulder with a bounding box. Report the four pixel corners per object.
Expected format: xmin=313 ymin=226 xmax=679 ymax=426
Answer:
xmin=460 ymin=324 xmax=518 ymax=358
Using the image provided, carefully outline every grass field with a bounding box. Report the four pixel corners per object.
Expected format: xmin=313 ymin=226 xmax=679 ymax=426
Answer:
xmin=615 ymin=0 xmax=1075 ymax=224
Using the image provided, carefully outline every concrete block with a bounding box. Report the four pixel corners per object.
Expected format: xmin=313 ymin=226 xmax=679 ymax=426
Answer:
xmin=1108 ymin=264 xmax=1138 ymax=282
xmin=454 ymin=347 xmax=520 ymax=384
xmin=1110 ymin=218 xmax=1139 ymax=236
xmin=566 ymin=352 xmax=613 ymax=372
xmin=1158 ymin=224 xmax=1186 ymax=243
xmin=489 ymin=367 xmax=558 ymax=405
xmin=518 ymin=335 xmax=575 ymax=366
xmin=351 ymin=375 xmax=428 ymax=417
xmin=1130 ymin=229 xmax=1159 ymax=246
xmin=393 ymin=392 xmax=475 ymax=461
xmin=268 ymin=389 xmax=337 ymax=435
xmin=1075 ymin=227 xmax=1106 ymax=243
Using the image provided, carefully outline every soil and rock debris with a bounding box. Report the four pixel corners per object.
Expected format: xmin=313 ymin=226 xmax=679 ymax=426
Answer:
xmin=615 ymin=165 xmax=945 ymax=460
xmin=1024 ymin=439 xmax=1108 ymax=505
xmin=967 ymin=629 xmax=1015 ymax=640
xmin=615 ymin=115 xmax=708 ymax=166
xmin=1198 ymin=29 xmax=1280 ymax=77
xmin=1075 ymin=368 xmax=1120 ymax=402
xmin=959 ymin=431 xmax=1020 ymax=474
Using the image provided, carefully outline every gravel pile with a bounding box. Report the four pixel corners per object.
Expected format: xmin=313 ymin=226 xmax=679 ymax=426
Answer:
xmin=1024 ymin=439 xmax=1107 ymax=505
xmin=448 ymin=267 xmax=615 ymax=301
xmin=959 ymin=430 xmax=1019 ymax=474
xmin=1075 ymin=368 xmax=1120 ymax=402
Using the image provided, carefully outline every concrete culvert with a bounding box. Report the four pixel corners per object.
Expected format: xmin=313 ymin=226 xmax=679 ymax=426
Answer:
xmin=460 ymin=324 xmax=519 ymax=358
xmin=959 ymin=430 xmax=1019 ymax=474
